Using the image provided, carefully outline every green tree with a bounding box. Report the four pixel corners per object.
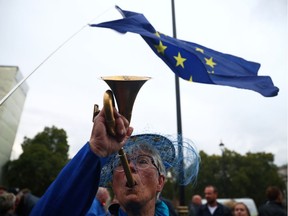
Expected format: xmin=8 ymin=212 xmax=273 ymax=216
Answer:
xmin=183 ymin=148 xmax=286 ymax=208
xmin=3 ymin=126 xmax=69 ymax=196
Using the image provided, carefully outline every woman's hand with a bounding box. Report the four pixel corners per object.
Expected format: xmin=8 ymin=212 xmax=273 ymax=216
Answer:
xmin=89 ymin=108 xmax=133 ymax=157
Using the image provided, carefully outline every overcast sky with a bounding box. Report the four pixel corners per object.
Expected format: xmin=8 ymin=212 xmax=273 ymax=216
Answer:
xmin=0 ymin=0 xmax=287 ymax=166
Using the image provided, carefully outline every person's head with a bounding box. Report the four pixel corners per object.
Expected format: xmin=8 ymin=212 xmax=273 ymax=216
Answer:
xmin=232 ymin=202 xmax=251 ymax=216
xmin=0 ymin=192 xmax=16 ymax=214
xmin=265 ymin=186 xmax=283 ymax=203
xmin=112 ymin=142 xmax=166 ymax=212
xmin=0 ymin=186 xmax=7 ymax=195
xmin=204 ymin=185 xmax=218 ymax=206
xmin=96 ymin=187 xmax=110 ymax=206
xmin=191 ymin=194 xmax=202 ymax=206
xmin=99 ymin=133 xmax=200 ymax=214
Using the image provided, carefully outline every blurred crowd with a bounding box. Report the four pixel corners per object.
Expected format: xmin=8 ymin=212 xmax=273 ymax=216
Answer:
xmin=187 ymin=185 xmax=287 ymax=216
xmin=0 ymin=186 xmax=39 ymax=216
xmin=1 ymin=184 xmax=286 ymax=216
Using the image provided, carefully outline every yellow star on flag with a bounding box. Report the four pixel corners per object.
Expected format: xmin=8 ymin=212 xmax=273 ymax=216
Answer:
xmin=174 ymin=52 xmax=187 ymax=68
xmin=155 ymin=32 xmax=161 ymax=37
xmin=205 ymin=57 xmax=217 ymax=68
xmin=196 ymin=47 xmax=204 ymax=53
xmin=154 ymin=41 xmax=167 ymax=55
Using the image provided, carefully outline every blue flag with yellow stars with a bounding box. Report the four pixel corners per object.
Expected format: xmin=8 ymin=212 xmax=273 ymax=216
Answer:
xmin=90 ymin=6 xmax=279 ymax=97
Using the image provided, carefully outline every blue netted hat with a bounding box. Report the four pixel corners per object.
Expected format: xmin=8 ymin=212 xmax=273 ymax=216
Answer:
xmin=99 ymin=133 xmax=200 ymax=187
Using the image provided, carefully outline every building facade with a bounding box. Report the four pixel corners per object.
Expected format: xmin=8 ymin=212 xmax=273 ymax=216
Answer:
xmin=0 ymin=66 xmax=28 ymax=184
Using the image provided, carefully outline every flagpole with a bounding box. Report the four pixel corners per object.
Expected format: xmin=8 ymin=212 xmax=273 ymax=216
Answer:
xmin=171 ymin=0 xmax=186 ymax=209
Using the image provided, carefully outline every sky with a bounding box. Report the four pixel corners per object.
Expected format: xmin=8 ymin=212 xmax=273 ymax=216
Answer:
xmin=0 ymin=0 xmax=287 ymax=166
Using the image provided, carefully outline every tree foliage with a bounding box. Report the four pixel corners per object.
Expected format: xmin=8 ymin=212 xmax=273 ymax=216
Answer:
xmin=162 ymin=147 xmax=286 ymax=208
xmin=3 ymin=125 xmax=285 ymax=208
xmin=3 ymin=126 xmax=69 ymax=196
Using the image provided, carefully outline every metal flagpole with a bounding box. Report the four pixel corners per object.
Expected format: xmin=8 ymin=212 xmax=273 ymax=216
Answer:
xmin=171 ymin=0 xmax=187 ymax=213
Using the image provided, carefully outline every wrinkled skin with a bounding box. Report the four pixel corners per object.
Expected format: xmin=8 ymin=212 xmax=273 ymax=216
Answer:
xmin=89 ymin=108 xmax=165 ymax=215
xmin=89 ymin=108 xmax=133 ymax=157
xmin=112 ymin=161 xmax=165 ymax=216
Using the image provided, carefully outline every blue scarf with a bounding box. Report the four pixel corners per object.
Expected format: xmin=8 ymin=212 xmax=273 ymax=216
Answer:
xmin=117 ymin=200 xmax=169 ymax=216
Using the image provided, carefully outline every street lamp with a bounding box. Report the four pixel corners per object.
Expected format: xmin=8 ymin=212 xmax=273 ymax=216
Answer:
xmin=219 ymin=141 xmax=225 ymax=153
xmin=219 ymin=141 xmax=227 ymax=197
xmin=167 ymin=171 xmax=173 ymax=181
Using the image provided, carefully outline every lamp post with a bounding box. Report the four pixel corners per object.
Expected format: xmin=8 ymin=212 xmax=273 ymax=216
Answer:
xmin=219 ymin=141 xmax=227 ymax=197
xmin=219 ymin=141 xmax=225 ymax=153
xmin=166 ymin=171 xmax=175 ymax=201
xmin=170 ymin=0 xmax=186 ymax=209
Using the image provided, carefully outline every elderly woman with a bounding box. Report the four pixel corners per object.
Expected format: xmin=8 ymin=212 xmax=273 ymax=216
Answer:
xmin=30 ymin=108 xmax=199 ymax=216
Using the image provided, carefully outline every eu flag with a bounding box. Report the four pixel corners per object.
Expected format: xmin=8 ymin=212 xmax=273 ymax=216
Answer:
xmin=90 ymin=6 xmax=279 ymax=97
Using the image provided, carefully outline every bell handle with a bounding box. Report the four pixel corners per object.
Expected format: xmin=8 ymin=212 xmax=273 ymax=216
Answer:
xmin=103 ymin=89 xmax=135 ymax=187
xmin=103 ymin=90 xmax=116 ymax=136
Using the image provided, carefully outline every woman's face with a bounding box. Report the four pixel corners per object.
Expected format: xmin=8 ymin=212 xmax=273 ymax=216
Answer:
xmin=111 ymin=153 xmax=165 ymax=211
xmin=233 ymin=203 xmax=249 ymax=216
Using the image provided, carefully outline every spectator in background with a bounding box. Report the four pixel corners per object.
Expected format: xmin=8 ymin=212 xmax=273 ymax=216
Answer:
xmin=189 ymin=194 xmax=202 ymax=216
xmin=258 ymin=186 xmax=286 ymax=216
xmin=15 ymin=188 xmax=39 ymax=216
xmin=0 ymin=187 xmax=7 ymax=195
xmin=86 ymin=187 xmax=110 ymax=216
xmin=224 ymin=200 xmax=236 ymax=212
xmin=198 ymin=185 xmax=232 ymax=216
xmin=0 ymin=192 xmax=17 ymax=216
xmin=232 ymin=202 xmax=250 ymax=216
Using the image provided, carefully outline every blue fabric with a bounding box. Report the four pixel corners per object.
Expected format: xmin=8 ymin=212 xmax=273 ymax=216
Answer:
xmin=86 ymin=198 xmax=107 ymax=216
xmin=155 ymin=200 xmax=170 ymax=216
xmin=99 ymin=134 xmax=176 ymax=187
xmin=90 ymin=6 xmax=279 ymax=97
xmin=29 ymin=142 xmax=170 ymax=216
xmin=117 ymin=200 xmax=169 ymax=216
xmin=30 ymin=142 xmax=107 ymax=216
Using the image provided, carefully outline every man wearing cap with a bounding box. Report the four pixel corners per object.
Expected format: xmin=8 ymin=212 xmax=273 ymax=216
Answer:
xmin=30 ymin=108 xmax=199 ymax=216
